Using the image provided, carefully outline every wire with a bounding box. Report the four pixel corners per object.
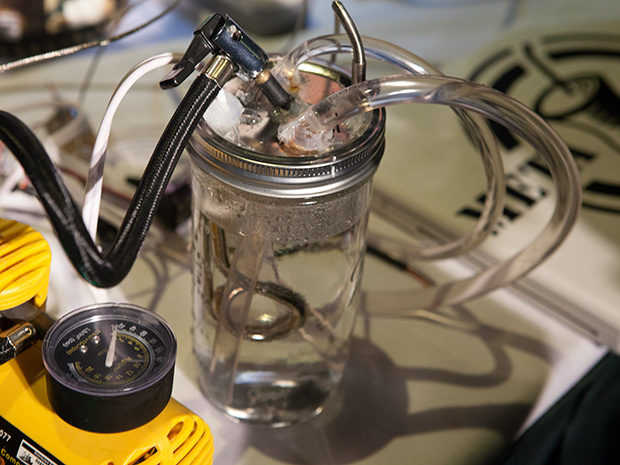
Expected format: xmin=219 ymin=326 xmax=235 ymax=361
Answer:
xmin=76 ymin=0 xmax=149 ymax=104
xmin=0 ymin=100 xmax=88 ymax=197
xmin=78 ymin=46 xmax=106 ymax=105
xmin=0 ymin=0 xmax=181 ymax=74
xmin=82 ymin=52 xmax=182 ymax=240
xmin=0 ymin=73 xmax=220 ymax=288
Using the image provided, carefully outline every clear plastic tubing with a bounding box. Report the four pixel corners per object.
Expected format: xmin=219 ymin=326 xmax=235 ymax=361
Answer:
xmin=274 ymin=34 xmax=505 ymax=260
xmin=82 ymin=52 xmax=182 ymax=240
xmin=278 ymin=74 xmax=581 ymax=309
xmin=277 ymin=35 xmax=439 ymax=77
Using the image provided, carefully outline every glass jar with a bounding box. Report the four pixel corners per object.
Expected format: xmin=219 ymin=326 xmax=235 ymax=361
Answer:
xmin=187 ymin=64 xmax=385 ymax=426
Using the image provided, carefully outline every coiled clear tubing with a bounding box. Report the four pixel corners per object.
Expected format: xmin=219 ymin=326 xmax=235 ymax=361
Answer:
xmin=273 ymin=34 xmax=506 ymax=260
xmin=275 ymin=37 xmax=581 ymax=310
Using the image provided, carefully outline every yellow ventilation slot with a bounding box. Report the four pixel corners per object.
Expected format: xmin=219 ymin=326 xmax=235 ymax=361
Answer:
xmin=0 ymin=218 xmax=51 ymax=310
xmin=175 ymin=416 xmax=214 ymax=465
xmin=99 ymin=412 xmax=214 ymax=465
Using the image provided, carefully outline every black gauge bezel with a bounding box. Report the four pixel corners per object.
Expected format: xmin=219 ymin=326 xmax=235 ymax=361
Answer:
xmin=42 ymin=303 xmax=177 ymax=433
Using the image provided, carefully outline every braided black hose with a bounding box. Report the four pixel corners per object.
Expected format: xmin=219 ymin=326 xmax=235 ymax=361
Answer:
xmin=0 ymin=74 xmax=220 ymax=287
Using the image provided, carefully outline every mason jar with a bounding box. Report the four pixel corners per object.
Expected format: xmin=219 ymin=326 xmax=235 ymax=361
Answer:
xmin=187 ymin=63 xmax=385 ymax=426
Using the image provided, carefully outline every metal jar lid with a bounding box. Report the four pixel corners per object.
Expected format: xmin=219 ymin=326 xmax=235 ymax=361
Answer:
xmin=187 ymin=64 xmax=386 ymax=199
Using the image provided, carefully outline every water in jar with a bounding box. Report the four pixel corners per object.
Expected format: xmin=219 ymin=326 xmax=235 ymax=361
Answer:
xmin=191 ymin=169 xmax=372 ymax=425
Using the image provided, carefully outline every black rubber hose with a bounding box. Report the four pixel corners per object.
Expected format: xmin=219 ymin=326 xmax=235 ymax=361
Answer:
xmin=0 ymin=73 xmax=220 ymax=288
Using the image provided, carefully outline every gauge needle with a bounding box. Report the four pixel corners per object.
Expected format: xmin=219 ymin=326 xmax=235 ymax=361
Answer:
xmin=105 ymin=325 xmax=118 ymax=368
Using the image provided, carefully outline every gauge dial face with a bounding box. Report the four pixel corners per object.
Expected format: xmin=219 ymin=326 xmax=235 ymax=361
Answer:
xmin=54 ymin=319 xmax=164 ymax=388
xmin=42 ymin=303 xmax=177 ymax=432
xmin=43 ymin=303 xmax=176 ymax=395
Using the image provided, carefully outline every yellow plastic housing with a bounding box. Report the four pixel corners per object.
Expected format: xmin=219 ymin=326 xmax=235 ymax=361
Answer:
xmin=0 ymin=218 xmax=51 ymax=310
xmin=0 ymin=343 xmax=214 ymax=465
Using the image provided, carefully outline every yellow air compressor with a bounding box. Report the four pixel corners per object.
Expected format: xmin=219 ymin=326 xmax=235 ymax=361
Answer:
xmin=0 ymin=218 xmax=213 ymax=465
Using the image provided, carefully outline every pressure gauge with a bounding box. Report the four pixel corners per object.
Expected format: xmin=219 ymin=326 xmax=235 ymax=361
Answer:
xmin=42 ymin=303 xmax=177 ymax=433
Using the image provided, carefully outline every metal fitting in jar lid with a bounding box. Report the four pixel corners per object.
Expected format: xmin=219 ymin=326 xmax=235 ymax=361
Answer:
xmin=188 ymin=62 xmax=386 ymax=198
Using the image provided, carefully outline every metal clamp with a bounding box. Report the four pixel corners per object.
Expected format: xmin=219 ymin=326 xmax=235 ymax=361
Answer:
xmin=159 ymin=13 xmax=291 ymax=108
xmin=0 ymin=302 xmax=56 ymax=365
xmin=203 ymin=54 xmax=236 ymax=88
xmin=0 ymin=322 xmax=35 ymax=364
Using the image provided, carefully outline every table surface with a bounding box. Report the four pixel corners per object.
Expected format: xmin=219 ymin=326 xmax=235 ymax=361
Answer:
xmin=1 ymin=1 xmax=619 ymax=464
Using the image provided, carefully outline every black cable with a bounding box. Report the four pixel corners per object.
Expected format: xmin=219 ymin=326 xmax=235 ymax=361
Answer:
xmin=0 ymin=73 xmax=219 ymax=288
